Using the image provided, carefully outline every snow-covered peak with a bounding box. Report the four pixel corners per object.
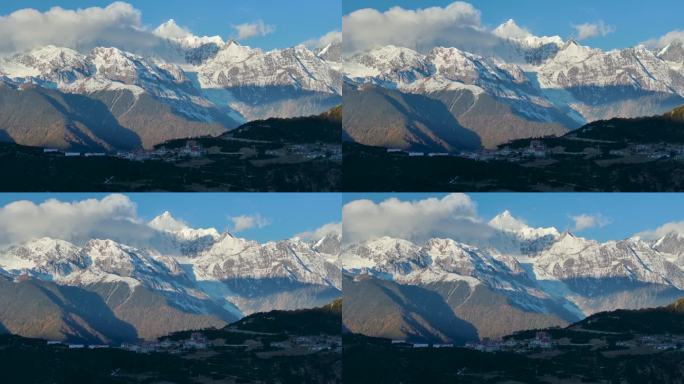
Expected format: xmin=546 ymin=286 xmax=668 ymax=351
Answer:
xmin=552 ymin=39 xmax=596 ymax=63
xmin=0 ymin=237 xmax=186 ymax=288
xmin=0 ymin=237 xmax=84 ymax=274
xmin=183 ymin=235 xmax=339 ymax=289
xmin=18 ymin=45 xmax=87 ymax=70
xmin=339 ymin=236 xmax=422 ymax=272
xmin=203 ymin=232 xmax=251 ymax=256
xmin=149 ymin=211 xmax=188 ymax=232
xmin=491 ymin=19 xmax=564 ymax=65
xmin=312 ymin=232 xmax=342 ymax=257
xmin=424 ymin=237 xmax=527 ymax=279
xmin=486 ymin=211 xmax=560 ymax=256
xmin=316 ymin=41 xmax=342 ymax=63
xmin=658 ymin=41 xmax=684 ymax=63
xmin=1 ymin=40 xmax=339 ymax=126
xmin=423 ymin=238 xmax=483 ymax=263
xmin=360 ymin=236 xmax=421 ymax=259
xmin=211 ymin=40 xmax=257 ymax=64
xmin=149 ymin=212 xmax=220 ymax=241
xmin=0 ymin=46 xmax=91 ymax=80
xmin=88 ymin=46 xmax=161 ymax=83
xmin=354 ymin=45 xmax=428 ymax=74
xmin=534 ymin=37 xmax=684 ymax=102
xmin=493 ymin=19 xmax=533 ymax=40
xmin=154 ymin=19 xmax=226 ymax=49
xmin=489 ymin=210 xmax=528 ymax=232
xmin=533 ymin=234 xmax=684 ymax=290
xmin=83 ymin=238 xmax=138 ymax=265
xmin=0 ymin=231 xmax=340 ymax=321
xmin=78 ymin=239 xmax=187 ymax=286
xmin=317 ymin=43 xmax=333 ymax=57
xmin=196 ymin=41 xmax=341 ymax=95
xmin=653 ymin=231 xmax=684 ymax=257
xmin=343 ymin=236 xmax=524 ymax=280
xmin=342 ymin=237 xmax=549 ymax=310
xmin=545 ymin=231 xmax=591 ymax=254
xmin=12 ymin=237 xmax=81 ymax=258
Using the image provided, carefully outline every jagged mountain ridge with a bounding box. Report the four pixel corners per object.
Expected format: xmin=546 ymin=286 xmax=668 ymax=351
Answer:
xmin=0 ymin=212 xmax=342 ymax=343
xmin=0 ymin=39 xmax=341 ymax=150
xmin=343 ymin=25 xmax=684 ymax=150
xmin=341 ymin=211 xmax=684 ymax=342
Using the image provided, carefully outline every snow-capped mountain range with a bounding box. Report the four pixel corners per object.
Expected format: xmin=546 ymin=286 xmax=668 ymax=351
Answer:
xmin=343 ymin=20 xmax=684 ymax=150
xmin=342 ymin=210 xmax=684 ymax=324
xmin=0 ymin=35 xmax=341 ymax=150
xmin=0 ymin=212 xmax=341 ymax=341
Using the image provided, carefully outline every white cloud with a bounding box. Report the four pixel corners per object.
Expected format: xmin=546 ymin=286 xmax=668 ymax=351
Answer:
xmin=296 ymin=222 xmax=341 ymax=241
xmin=230 ymin=213 xmax=271 ymax=232
xmin=0 ymin=2 xmax=159 ymax=55
xmin=492 ymin=19 xmax=532 ymax=40
xmin=343 ymin=1 xmax=494 ymax=54
xmin=342 ymin=193 xmax=487 ymax=244
xmin=0 ymin=194 xmax=159 ymax=247
xmin=642 ymin=30 xmax=684 ymax=49
xmin=302 ymin=30 xmax=341 ymax=49
xmin=148 ymin=211 xmax=189 ymax=232
xmin=0 ymin=3 xmax=225 ymax=60
xmin=571 ymin=213 xmax=612 ymax=232
xmin=635 ymin=221 xmax=684 ymax=240
xmin=572 ymin=20 xmax=615 ymax=40
xmin=232 ymin=20 xmax=275 ymax=40
xmin=153 ymin=18 xmax=192 ymax=40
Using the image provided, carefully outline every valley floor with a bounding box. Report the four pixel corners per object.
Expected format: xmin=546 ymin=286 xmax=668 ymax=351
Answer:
xmin=343 ymin=333 xmax=684 ymax=384
xmin=343 ymin=143 xmax=684 ymax=192
xmin=0 ymin=139 xmax=341 ymax=192
xmin=0 ymin=330 xmax=341 ymax=384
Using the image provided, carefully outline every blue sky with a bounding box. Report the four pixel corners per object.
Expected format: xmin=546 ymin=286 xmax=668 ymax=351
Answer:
xmin=343 ymin=193 xmax=684 ymax=242
xmin=0 ymin=1 xmax=340 ymax=50
xmin=3 ymin=192 xmax=683 ymax=243
xmin=0 ymin=193 xmax=341 ymax=242
xmin=344 ymin=0 xmax=682 ymax=50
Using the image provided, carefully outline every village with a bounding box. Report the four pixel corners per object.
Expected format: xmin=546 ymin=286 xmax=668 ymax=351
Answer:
xmin=43 ymin=140 xmax=207 ymax=162
xmin=387 ymin=332 xmax=554 ymax=353
xmin=466 ymin=332 xmax=684 ymax=355
xmin=43 ymin=330 xmax=341 ymax=357
xmin=465 ymin=332 xmax=557 ymax=353
xmin=42 ymin=140 xmax=342 ymax=163
xmin=266 ymin=143 xmax=342 ymax=162
xmin=615 ymin=334 xmax=684 ymax=351
xmin=386 ymin=331 xmax=684 ymax=355
xmin=386 ymin=140 xmax=684 ymax=163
